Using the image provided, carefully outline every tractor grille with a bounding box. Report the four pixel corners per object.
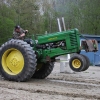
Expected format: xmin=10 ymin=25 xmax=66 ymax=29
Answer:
xmin=69 ymin=33 xmax=77 ymax=46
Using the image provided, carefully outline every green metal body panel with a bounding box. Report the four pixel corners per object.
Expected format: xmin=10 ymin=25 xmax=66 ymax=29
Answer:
xmin=33 ymin=28 xmax=80 ymax=62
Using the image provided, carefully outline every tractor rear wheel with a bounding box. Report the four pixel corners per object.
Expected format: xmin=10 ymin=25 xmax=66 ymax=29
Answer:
xmin=69 ymin=54 xmax=86 ymax=72
xmin=0 ymin=39 xmax=37 ymax=82
xmin=32 ymin=62 xmax=54 ymax=79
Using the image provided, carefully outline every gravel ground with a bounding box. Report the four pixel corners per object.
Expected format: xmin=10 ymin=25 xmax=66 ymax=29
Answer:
xmin=0 ymin=62 xmax=100 ymax=100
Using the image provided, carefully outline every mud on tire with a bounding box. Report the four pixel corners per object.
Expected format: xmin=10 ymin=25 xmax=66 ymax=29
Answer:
xmin=0 ymin=39 xmax=37 ymax=82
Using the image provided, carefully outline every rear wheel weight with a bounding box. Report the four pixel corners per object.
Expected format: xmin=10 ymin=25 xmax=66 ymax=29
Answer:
xmin=69 ymin=54 xmax=86 ymax=72
xmin=2 ymin=48 xmax=24 ymax=75
xmin=0 ymin=39 xmax=37 ymax=82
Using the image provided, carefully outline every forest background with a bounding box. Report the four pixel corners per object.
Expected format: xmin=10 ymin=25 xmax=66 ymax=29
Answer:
xmin=0 ymin=0 xmax=100 ymax=45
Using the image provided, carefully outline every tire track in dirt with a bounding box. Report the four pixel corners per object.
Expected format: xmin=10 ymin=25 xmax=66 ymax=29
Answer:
xmin=48 ymin=73 xmax=100 ymax=84
xmin=0 ymin=79 xmax=100 ymax=99
xmin=0 ymin=63 xmax=100 ymax=100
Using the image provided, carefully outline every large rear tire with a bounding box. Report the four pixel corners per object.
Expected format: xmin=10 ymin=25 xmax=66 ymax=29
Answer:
xmin=69 ymin=54 xmax=86 ymax=72
xmin=0 ymin=39 xmax=37 ymax=82
xmin=32 ymin=62 xmax=54 ymax=79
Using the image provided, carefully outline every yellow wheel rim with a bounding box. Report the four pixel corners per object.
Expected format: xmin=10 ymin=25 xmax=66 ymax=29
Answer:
xmin=2 ymin=48 xmax=24 ymax=75
xmin=72 ymin=59 xmax=81 ymax=68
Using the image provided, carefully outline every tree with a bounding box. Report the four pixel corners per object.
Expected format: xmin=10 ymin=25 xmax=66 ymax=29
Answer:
xmin=0 ymin=0 xmax=15 ymax=45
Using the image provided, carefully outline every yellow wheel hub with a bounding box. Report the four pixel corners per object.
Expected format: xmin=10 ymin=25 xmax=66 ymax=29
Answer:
xmin=2 ymin=48 xmax=24 ymax=75
xmin=72 ymin=59 xmax=81 ymax=68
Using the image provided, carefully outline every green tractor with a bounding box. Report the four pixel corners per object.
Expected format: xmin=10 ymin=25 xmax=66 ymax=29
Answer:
xmin=0 ymin=28 xmax=98 ymax=82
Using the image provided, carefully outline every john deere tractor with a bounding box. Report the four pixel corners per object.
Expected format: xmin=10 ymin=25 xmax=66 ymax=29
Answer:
xmin=0 ymin=28 xmax=98 ymax=82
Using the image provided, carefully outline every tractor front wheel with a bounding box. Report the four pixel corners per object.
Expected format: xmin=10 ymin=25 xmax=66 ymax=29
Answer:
xmin=69 ymin=54 xmax=86 ymax=72
xmin=80 ymin=54 xmax=90 ymax=71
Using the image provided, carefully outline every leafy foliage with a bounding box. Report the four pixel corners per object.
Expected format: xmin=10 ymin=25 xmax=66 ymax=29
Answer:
xmin=0 ymin=0 xmax=100 ymax=45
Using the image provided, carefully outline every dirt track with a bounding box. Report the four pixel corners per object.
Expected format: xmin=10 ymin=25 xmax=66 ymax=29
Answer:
xmin=0 ymin=62 xmax=100 ymax=100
